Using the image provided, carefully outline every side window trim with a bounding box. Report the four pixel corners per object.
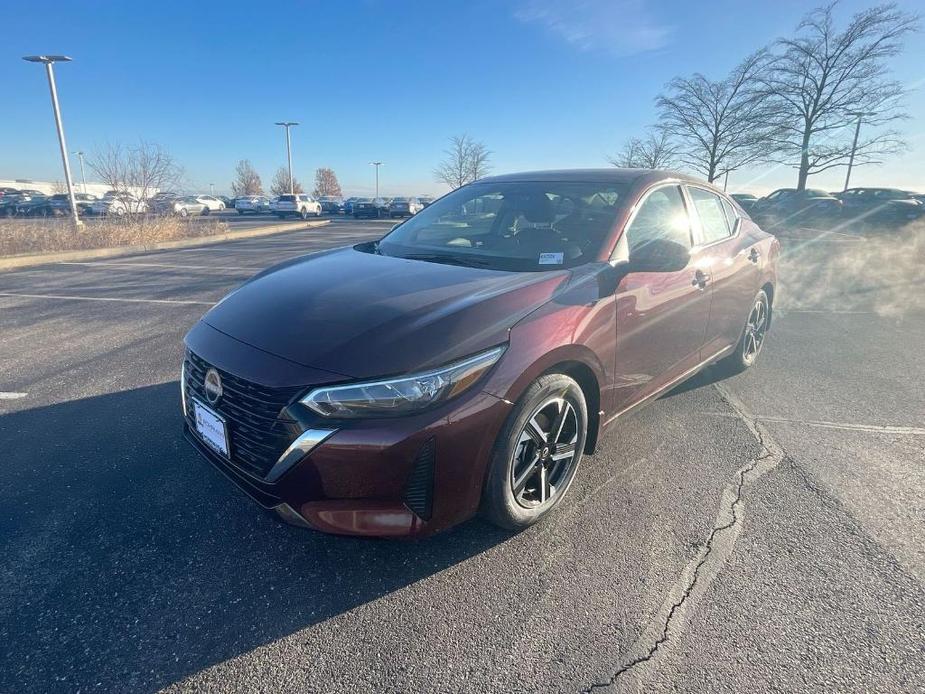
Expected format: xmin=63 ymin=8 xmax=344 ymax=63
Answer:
xmin=610 ymin=181 xmax=693 ymax=262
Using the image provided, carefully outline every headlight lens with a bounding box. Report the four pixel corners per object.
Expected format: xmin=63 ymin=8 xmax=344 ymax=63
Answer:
xmin=301 ymin=345 xmax=506 ymax=418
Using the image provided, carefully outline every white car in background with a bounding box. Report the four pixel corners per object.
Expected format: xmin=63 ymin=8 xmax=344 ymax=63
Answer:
xmin=194 ymin=195 xmax=225 ymax=211
xmin=271 ymin=194 xmax=322 ymax=219
xmin=90 ymin=193 xmax=147 ymax=216
xmin=234 ymin=195 xmax=271 ymax=214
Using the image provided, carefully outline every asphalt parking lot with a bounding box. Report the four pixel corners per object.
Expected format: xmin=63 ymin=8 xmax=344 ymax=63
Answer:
xmin=1 ymin=219 xmax=923 ymax=693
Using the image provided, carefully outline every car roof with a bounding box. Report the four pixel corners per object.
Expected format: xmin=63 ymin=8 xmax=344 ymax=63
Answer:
xmin=476 ymin=168 xmax=698 ymax=186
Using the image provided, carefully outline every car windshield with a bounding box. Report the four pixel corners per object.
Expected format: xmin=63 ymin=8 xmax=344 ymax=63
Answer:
xmin=375 ymin=180 xmax=628 ymax=271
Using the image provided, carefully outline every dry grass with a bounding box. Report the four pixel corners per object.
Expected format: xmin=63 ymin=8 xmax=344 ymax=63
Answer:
xmin=0 ymin=216 xmax=230 ymax=258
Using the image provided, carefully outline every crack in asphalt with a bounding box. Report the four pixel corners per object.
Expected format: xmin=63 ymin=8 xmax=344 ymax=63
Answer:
xmin=579 ymin=384 xmax=786 ymax=693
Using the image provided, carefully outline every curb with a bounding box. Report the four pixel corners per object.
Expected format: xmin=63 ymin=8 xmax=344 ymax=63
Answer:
xmin=0 ymin=219 xmax=330 ymax=272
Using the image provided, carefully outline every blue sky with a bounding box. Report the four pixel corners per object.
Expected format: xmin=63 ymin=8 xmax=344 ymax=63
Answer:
xmin=3 ymin=0 xmax=923 ymax=196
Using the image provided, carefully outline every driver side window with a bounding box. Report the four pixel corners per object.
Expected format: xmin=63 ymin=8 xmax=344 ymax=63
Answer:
xmin=625 ymin=186 xmax=692 ymax=253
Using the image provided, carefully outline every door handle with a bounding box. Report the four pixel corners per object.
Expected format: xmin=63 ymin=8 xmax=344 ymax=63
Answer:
xmin=692 ymin=270 xmax=709 ymax=289
xmin=748 ymin=248 xmax=761 ymax=264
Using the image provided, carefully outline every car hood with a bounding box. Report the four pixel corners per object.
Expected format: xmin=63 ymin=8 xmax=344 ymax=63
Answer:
xmin=202 ymin=246 xmax=569 ymax=379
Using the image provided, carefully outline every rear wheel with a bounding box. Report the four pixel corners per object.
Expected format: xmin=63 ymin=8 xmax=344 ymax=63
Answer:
xmin=300 ymin=208 xmax=310 ymax=220
xmin=178 ymin=208 xmax=189 ymax=218
xmin=482 ymin=373 xmax=587 ymax=531
xmin=715 ymin=289 xmax=770 ymax=376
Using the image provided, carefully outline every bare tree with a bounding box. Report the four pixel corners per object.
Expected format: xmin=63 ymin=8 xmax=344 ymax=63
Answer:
xmin=764 ymin=2 xmax=918 ymax=190
xmin=434 ymin=134 xmax=493 ymax=189
xmin=270 ymin=166 xmax=304 ymax=196
xmin=88 ymin=140 xmax=183 ymax=202
xmin=656 ymin=51 xmax=778 ymax=183
xmin=608 ymin=129 xmax=678 ymax=169
xmin=231 ymin=160 xmax=264 ymax=196
xmin=313 ymin=168 xmax=342 ymax=197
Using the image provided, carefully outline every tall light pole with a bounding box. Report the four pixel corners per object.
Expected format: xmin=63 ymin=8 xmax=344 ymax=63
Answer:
xmin=23 ymin=55 xmax=82 ymax=227
xmin=72 ymin=150 xmax=87 ymax=194
xmin=209 ymin=183 xmax=215 ymax=196
xmin=369 ymin=161 xmax=383 ymax=199
xmin=275 ymin=121 xmax=299 ymax=194
xmin=843 ymin=111 xmax=875 ymax=192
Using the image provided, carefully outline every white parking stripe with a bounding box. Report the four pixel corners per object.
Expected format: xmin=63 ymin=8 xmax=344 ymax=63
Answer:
xmin=0 ymin=292 xmax=214 ymax=306
xmin=58 ymin=261 xmax=258 ymax=271
xmin=0 ymin=392 xmax=27 ymax=399
xmin=706 ymin=411 xmax=925 ymax=436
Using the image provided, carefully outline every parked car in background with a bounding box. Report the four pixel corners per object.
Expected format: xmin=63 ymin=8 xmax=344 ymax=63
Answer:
xmin=195 ymin=195 xmax=225 ymax=211
xmin=90 ymin=193 xmax=147 ymax=216
xmin=9 ymin=194 xmax=50 ymax=216
xmin=836 ymin=187 xmax=925 ymax=230
xmin=388 ymin=197 xmax=423 ymax=218
xmin=169 ymin=196 xmax=209 ymax=217
xmin=271 ymin=194 xmax=322 ymax=219
xmin=342 ymin=197 xmax=360 ymax=215
xmin=352 ymin=198 xmax=380 ymax=218
xmin=418 ymin=196 xmax=435 ymax=207
xmin=181 ymin=168 xmax=779 ymax=537
xmin=750 ymin=188 xmax=842 ymax=230
xmin=730 ymin=193 xmax=759 ymax=212
xmin=45 ymin=192 xmax=98 ymax=215
xmin=218 ymin=196 xmax=236 ymax=209
xmin=318 ymin=196 xmax=344 ymax=214
xmin=148 ymin=192 xmax=179 ymax=214
xmin=375 ymin=197 xmax=391 ymax=216
xmin=234 ymin=195 xmax=271 ymax=215
xmin=0 ymin=187 xmax=20 ymax=200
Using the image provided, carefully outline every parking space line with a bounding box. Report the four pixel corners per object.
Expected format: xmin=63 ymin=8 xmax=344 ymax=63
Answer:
xmin=58 ymin=261 xmax=259 ymax=272
xmin=705 ymin=411 xmax=925 ymax=436
xmin=0 ymin=392 xmax=27 ymax=399
xmin=0 ymin=292 xmax=214 ymax=306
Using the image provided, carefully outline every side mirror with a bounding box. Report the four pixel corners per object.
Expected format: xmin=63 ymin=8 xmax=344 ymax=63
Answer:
xmin=628 ymin=239 xmax=690 ymax=273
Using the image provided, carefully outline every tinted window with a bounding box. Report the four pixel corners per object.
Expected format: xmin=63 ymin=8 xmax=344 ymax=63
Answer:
xmin=687 ymin=187 xmax=731 ymax=244
xmin=378 ymin=180 xmax=629 ymax=271
xmin=279 ymin=195 xmax=296 ymax=202
xmin=625 ymin=185 xmax=691 ymax=253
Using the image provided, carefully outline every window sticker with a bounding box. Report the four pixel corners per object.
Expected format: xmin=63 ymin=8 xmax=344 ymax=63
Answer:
xmin=539 ymin=252 xmax=564 ymax=265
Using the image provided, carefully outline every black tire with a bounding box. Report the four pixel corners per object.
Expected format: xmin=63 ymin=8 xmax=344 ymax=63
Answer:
xmin=481 ymin=373 xmax=588 ymax=531
xmin=277 ymin=214 xmax=286 ymax=219
xmin=179 ymin=208 xmax=189 ymax=218
xmin=237 ymin=210 xmax=244 ymax=215
xmin=202 ymin=207 xmax=210 ymax=216
xmin=300 ymin=208 xmax=310 ymax=220
xmin=714 ymin=289 xmax=770 ymax=377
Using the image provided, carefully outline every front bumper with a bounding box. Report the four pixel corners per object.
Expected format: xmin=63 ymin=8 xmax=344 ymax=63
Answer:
xmin=182 ymin=325 xmax=512 ymax=537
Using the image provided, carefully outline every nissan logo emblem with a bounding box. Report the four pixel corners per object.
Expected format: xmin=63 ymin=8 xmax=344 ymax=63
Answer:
xmin=204 ymin=368 xmax=223 ymax=405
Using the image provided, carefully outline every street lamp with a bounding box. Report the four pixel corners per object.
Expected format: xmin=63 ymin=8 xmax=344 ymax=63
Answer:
xmin=72 ymin=150 xmax=87 ymax=194
xmin=369 ymin=161 xmax=383 ymax=199
xmin=274 ymin=121 xmax=299 ymax=194
xmin=23 ymin=55 xmax=82 ymax=227
xmin=843 ymin=111 xmax=876 ymax=192
xmin=209 ymin=183 xmax=215 ymax=196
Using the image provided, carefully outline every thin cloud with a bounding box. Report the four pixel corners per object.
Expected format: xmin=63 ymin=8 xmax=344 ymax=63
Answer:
xmin=515 ymin=0 xmax=673 ymax=55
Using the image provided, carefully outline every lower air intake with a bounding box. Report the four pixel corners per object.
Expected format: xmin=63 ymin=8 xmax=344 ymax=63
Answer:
xmin=403 ymin=437 xmax=435 ymax=520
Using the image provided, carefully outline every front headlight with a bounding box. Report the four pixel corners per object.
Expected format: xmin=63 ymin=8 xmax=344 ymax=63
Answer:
xmin=301 ymin=345 xmax=506 ymax=418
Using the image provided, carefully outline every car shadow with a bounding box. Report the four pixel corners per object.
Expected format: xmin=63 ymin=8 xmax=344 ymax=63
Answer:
xmin=660 ymin=363 xmax=730 ymax=399
xmin=0 ymin=383 xmax=512 ymax=693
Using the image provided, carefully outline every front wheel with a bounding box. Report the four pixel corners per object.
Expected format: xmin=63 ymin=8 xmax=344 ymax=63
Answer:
xmin=481 ymin=373 xmax=588 ymax=531
xmin=714 ymin=289 xmax=770 ymax=377
xmin=300 ymin=208 xmax=310 ymax=220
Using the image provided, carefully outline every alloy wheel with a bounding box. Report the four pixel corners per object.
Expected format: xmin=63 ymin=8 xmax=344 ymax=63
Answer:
xmin=511 ymin=396 xmax=580 ymax=508
xmin=743 ymin=295 xmax=768 ymax=364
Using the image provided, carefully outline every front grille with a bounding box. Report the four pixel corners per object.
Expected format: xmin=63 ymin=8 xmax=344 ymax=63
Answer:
xmin=184 ymin=351 xmax=303 ymax=479
xmin=403 ymin=438 xmax=435 ymax=520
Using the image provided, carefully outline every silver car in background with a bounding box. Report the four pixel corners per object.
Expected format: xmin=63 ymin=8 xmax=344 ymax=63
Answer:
xmin=234 ymin=195 xmax=271 ymax=215
xmin=387 ymin=196 xmax=423 ymax=217
xmin=169 ymin=196 xmax=209 ymax=217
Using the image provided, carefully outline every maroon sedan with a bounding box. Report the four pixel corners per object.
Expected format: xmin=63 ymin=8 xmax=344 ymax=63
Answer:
xmin=182 ymin=169 xmax=778 ymax=537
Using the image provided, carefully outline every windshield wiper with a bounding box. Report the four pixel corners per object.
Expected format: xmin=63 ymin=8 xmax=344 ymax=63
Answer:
xmin=400 ymin=253 xmax=496 ymax=269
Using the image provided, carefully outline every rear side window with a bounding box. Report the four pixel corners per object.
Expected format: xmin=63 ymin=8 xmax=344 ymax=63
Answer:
xmin=625 ymin=185 xmax=691 ymax=253
xmin=721 ymin=197 xmax=739 ymax=231
xmin=688 ymin=187 xmax=731 ymax=244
